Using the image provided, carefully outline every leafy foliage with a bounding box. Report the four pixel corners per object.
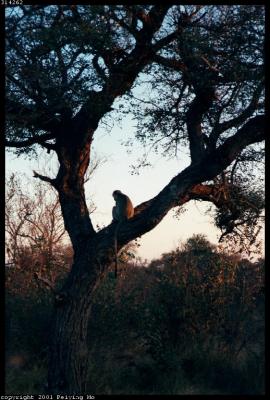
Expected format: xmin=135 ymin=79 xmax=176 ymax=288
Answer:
xmin=6 ymin=234 xmax=264 ymax=394
xmin=130 ymin=5 xmax=264 ymax=157
xmin=88 ymin=235 xmax=264 ymax=394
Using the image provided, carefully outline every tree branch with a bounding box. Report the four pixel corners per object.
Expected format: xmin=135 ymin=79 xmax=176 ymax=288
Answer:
xmin=6 ymin=98 xmax=60 ymax=133
xmin=109 ymin=9 xmax=139 ymax=37
xmin=186 ymin=86 xmax=217 ymax=163
xmin=209 ymin=81 xmax=264 ymax=147
xmin=99 ymin=114 xmax=264 ymax=249
xmin=152 ymin=30 xmax=180 ymax=52
xmin=152 ymin=54 xmax=187 ymax=72
xmin=134 ymin=182 xmax=231 ymax=215
xmin=188 ymin=183 xmax=228 ymax=207
xmin=33 ymin=170 xmax=57 ymax=187
xmin=6 ymin=133 xmax=56 ymax=148
xmin=75 ymin=5 xmax=172 ymax=127
xmin=41 ymin=142 xmax=57 ymax=153
xmin=141 ymin=5 xmax=171 ymax=38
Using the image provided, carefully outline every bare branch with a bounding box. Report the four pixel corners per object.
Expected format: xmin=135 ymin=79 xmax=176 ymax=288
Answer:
xmin=209 ymin=81 xmax=264 ymax=147
xmin=34 ymin=272 xmax=56 ymax=293
xmin=33 ymin=170 xmax=56 ymax=187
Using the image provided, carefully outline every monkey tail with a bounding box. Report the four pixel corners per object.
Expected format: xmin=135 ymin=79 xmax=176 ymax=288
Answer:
xmin=114 ymin=231 xmax=118 ymax=278
xmin=114 ymin=222 xmax=121 ymax=278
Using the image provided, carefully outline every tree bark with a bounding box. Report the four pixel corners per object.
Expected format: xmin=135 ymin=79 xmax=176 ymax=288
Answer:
xmin=48 ymin=239 xmax=114 ymax=394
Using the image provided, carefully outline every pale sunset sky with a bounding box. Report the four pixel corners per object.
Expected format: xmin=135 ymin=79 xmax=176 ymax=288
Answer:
xmin=6 ymin=111 xmax=227 ymax=263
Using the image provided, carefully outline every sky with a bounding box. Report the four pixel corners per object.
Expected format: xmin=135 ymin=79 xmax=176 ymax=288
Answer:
xmin=6 ymin=112 xmax=226 ymax=263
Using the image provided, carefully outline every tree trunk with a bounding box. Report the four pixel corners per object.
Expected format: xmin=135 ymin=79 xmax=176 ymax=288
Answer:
xmin=47 ymin=124 xmax=114 ymax=394
xmin=47 ymin=240 xmax=111 ymax=394
xmin=46 ymin=113 xmax=265 ymax=393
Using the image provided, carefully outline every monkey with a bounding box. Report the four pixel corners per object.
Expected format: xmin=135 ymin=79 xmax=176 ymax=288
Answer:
xmin=112 ymin=190 xmax=134 ymax=221
xmin=112 ymin=190 xmax=134 ymax=278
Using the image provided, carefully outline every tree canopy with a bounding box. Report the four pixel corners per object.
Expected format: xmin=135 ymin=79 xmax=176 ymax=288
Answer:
xmin=5 ymin=5 xmax=265 ymax=393
xmin=5 ymin=5 xmax=264 ymax=252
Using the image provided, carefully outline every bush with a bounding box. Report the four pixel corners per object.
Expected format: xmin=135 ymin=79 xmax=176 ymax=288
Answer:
xmin=86 ymin=235 xmax=264 ymax=394
xmin=5 ymin=235 xmax=264 ymax=395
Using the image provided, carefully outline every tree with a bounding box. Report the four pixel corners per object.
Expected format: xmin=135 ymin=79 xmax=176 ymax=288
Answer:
xmin=5 ymin=5 xmax=264 ymax=393
xmin=5 ymin=153 xmax=104 ymax=270
xmin=6 ymin=174 xmax=65 ymax=262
